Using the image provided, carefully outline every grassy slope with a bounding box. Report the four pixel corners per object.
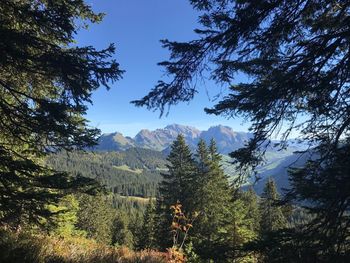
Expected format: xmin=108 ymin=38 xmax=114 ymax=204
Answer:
xmin=0 ymin=228 xmax=167 ymax=263
xmin=113 ymin=165 xmax=143 ymax=174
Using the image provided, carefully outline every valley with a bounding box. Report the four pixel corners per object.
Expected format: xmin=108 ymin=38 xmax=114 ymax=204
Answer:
xmin=48 ymin=124 xmax=306 ymax=200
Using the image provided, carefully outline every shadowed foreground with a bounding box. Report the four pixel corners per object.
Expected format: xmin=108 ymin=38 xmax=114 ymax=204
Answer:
xmin=0 ymin=229 xmax=167 ymax=263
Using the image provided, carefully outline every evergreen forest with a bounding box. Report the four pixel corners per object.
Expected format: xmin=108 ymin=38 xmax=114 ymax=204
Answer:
xmin=1 ymin=1 xmax=349 ymax=262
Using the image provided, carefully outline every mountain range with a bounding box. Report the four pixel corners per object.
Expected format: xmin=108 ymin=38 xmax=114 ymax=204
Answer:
xmin=95 ymin=124 xmax=253 ymax=154
xmin=82 ymin=124 xmax=308 ymax=195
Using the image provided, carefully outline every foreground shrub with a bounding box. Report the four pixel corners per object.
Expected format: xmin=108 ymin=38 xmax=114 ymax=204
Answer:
xmin=0 ymin=229 xmax=45 ymax=263
xmin=0 ymin=228 xmax=166 ymax=263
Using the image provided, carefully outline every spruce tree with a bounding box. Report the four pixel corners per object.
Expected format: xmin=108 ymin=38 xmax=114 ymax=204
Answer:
xmin=112 ymin=211 xmax=134 ymax=248
xmin=191 ymin=139 xmax=235 ymax=262
xmin=48 ymin=194 xmax=81 ymax=238
xmin=0 ymin=0 xmax=122 ymax=226
xmin=284 ymin=145 xmax=350 ymax=261
xmin=191 ymin=139 xmax=210 ymax=212
xmin=76 ymin=194 xmax=115 ymax=244
xmin=136 ymin=198 xmax=157 ymax=250
xmin=241 ymin=188 xmax=260 ymax=235
xmin=259 ymin=178 xmax=287 ymax=234
xmin=155 ymin=134 xmax=197 ymax=249
xmin=228 ymin=189 xmax=261 ymax=262
xmin=134 ymin=2 xmax=350 ymax=259
xmin=229 ymin=194 xmax=258 ymax=262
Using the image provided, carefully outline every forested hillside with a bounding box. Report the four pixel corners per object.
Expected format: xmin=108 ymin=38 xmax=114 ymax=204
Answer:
xmin=47 ymin=148 xmax=167 ymax=197
xmin=2 ymin=0 xmax=349 ymax=262
xmin=47 ymin=140 xmax=300 ymax=200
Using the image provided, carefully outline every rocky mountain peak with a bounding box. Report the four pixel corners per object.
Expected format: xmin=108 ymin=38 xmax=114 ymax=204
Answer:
xmin=164 ymin=124 xmax=201 ymax=138
xmin=207 ymin=125 xmax=236 ymax=135
xmin=96 ymin=124 xmax=252 ymax=154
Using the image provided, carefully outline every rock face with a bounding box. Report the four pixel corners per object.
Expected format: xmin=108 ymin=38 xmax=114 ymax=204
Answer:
xmin=95 ymin=124 xmax=252 ymax=154
xmin=94 ymin=132 xmax=135 ymax=151
xmin=201 ymin=125 xmax=253 ymax=154
xmin=134 ymin=124 xmax=201 ymax=151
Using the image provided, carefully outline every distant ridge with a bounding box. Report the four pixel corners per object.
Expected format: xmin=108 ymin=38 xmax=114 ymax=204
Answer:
xmin=94 ymin=124 xmax=253 ymax=154
xmin=79 ymin=124 xmax=310 ymax=195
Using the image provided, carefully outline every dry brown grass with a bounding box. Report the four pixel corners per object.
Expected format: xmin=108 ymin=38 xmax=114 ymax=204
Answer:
xmin=0 ymin=228 xmax=167 ymax=263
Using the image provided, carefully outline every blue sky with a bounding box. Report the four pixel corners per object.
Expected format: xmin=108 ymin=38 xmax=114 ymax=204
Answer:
xmin=77 ymin=0 xmax=250 ymax=137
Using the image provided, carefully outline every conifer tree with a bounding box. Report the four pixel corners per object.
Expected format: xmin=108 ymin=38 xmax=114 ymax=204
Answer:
xmin=191 ymin=139 xmax=210 ymax=211
xmin=229 ymin=194 xmax=258 ymax=262
xmin=134 ymin=2 xmax=350 ymax=259
xmin=112 ymin=211 xmax=134 ymax=248
xmin=241 ymin=188 xmax=260 ymax=235
xmin=227 ymin=189 xmax=261 ymax=262
xmin=0 ymin=0 xmax=122 ymax=226
xmin=136 ymin=198 xmax=157 ymax=250
xmin=259 ymin=178 xmax=287 ymax=234
xmin=155 ymin=135 xmax=197 ymax=249
xmin=76 ymin=194 xmax=115 ymax=244
xmin=48 ymin=194 xmax=81 ymax=238
xmin=191 ymin=139 xmax=235 ymax=262
xmin=283 ymin=145 xmax=350 ymax=261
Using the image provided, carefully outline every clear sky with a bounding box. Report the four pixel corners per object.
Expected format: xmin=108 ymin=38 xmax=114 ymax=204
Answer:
xmin=77 ymin=0 xmax=250 ymax=137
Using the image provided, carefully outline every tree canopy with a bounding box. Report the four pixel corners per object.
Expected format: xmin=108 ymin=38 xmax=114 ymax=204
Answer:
xmin=0 ymin=0 xmax=122 ymax=226
xmin=133 ymin=1 xmax=350 ymax=260
xmin=133 ymin=0 xmax=350 ymax=166
xmin=259 ymin=178 xmax=287 ymax=235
